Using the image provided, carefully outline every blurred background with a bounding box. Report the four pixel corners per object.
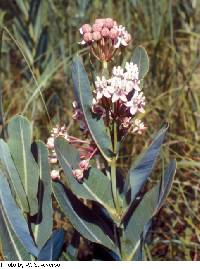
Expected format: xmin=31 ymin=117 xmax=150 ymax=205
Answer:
xmin=0 ymin=0 xmax=200 ymax=261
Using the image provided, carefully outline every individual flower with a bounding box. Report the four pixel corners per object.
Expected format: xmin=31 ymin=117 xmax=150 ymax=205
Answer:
xmin=120 ymin=117 xmax=132 ymax=129
xmin=124 ymin=62 xmax=139 ymax=80
xmin=113 ymin=25 xmax=131 ymax=48
xmin=132 ymin=119 xmax=146 ymax=135
xmin=126 ymin=91 xmax=146 ymax=115
xmin=49 ymin=157 xmax=58 ymax=164
xmin=72 ymin=169 xmax=84 ymax=181
xmin=47 ymin=137 xmax=54 ymax=149
xmin=112 ymin=66 xmax=124 ymax=77
xmin=51 ymin=170 xmax=60 ymax=180
xmin=112 ymin=87 xmax=127 ymax=103
xmin=79 ymin=160 xmax=90 ymax=171
xmin=95 ymin=76 xmax=112 ymax=100
xmin=79 ymin=24 xmax=92 ymax=34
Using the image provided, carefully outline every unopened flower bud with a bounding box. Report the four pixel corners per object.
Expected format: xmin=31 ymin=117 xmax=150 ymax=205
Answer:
xmin=92 ymin=31 xmax=101 ymax=41
xmin=110 ymin=28 xmax=118 ymax=39
xmin=101 ymin=27 xmax=110 ymax=37
xmin=51 ymin=170 xmax=60 ymax=180
xmin=72 ymin=169 xmax=84 ymax=181
xmin=113 ymin=20 xmax=118 ymax=26
xmin=49 ymin=157 xmax=58 ymax=164
xmin=81 ymin=24 xmax=92 ymax=34
xmin=124 ymin=33 xmax=132 ymax=44
xmin=47 ymin=137 xmax=54 ymax=149
xmin=121 ymin=117 xmax=132 ymax=129
xmin=92 ymin=104 xmax=105 ymax=117
xmin=72 ymin=100 xmax=78 ymax=108
xmin=83 ymin=32 xmax=93 ymax=42
xmin=79 ymin=160 xmax=90 ymax=171
xmin=73 ymin=108 xmax=83 ymax=120
xmin=105 ymin=18 xmax=114 ymax=29
xmin=92 ymin=23 xmax=103 ymax=32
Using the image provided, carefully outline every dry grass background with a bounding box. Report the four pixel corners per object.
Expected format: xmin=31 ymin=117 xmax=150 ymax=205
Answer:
xmin=0 ymin=0 xmax=200 ymax=261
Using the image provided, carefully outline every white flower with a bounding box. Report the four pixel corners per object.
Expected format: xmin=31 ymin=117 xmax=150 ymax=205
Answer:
xmin=112 ymin=66 xmax=124 ymax=77
xmin=125 ymin=80 xmax=134 ymax=93
xmin=124 ymin=62 xmax=139 ymax=80
xmin=51 ymin=170 xmax=60 ymax=180
xmin=96 ymin=87 xmax=111 ymax=100
xmin=132 ymin=119 xmax=146 ymax=134
xmin=112 ymin=88 xmax=127 ymax=103
xmin=113 ymin=26 xmax=131 ymax=48
xmin=110 ymin=76 xmax=122 ymax=88
xmin=47 ymin=137 xmax=54 ymax=149
xmin=78 ymin=40 xmax=86 ymax=45
xmin=95 ymin=76 xmax=107 ymax=88
xmin=126 ymin=91 xmax=146 ymax=115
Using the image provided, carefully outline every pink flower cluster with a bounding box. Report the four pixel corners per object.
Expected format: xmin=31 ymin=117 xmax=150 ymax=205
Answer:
xmin=79 ymin=18 xmax=131 ymax=61
xmin=92 ymin=62 xmax=146 ymax=136
xmin=47 ymin=125 xmax=97 ymax=181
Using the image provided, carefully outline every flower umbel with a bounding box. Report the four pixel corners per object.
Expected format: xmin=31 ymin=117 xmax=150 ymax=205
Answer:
xmin=92 ymin=62 xmax=146 ymax=138
xmin=79 ymin=18 xmax=132 ymax=62
xmin=47 ymin=123 xmax=98 ymax=182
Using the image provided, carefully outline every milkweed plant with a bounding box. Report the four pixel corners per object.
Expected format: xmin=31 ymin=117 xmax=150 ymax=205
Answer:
xmin=0 ymin=18 xmax=176 ymax=261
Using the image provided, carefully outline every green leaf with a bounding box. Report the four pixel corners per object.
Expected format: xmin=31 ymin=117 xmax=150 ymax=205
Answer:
xmin=32 ymin=141 xmax=53 ymax=248
xmin=54 ymin=137 xmax=115 ymax=214
xmin=126 ymin=124 xmax=168 ymax=204
xmin=0 ymin=205 xmax=31 ymax=261
xmin=71 ymin=56 xmax=113 ymax=161
xmin=15 ymin=0 xmax=29 ymax=19
xmin=53 ymin=181 xmax=117 ymax=253
xmin=157 ymin=160 xmax=176 ymax=210
xmin=0 ymin=139 xmax=29 ymax=213
xmin=38 ymin=229 xmax=65 ymax=261
xmin=123 ymin=160 xmax=176 ymax=261
xmin=131 ymin=46 xmax=149 ymax=79
xmin=0 ymin=171 xmax=39 ymax=257
xmin=7 ymin=115 xmax=39 ymax=216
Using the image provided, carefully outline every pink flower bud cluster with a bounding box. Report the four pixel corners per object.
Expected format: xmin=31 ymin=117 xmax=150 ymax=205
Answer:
xmin=79 ymin=18 xmax=131 ymax=61
xmin=71 ymin=144 xmax=98 ymax=182
xmin=92 ymin=62 xmax=146 ymax=137
xmin=47 ymin=124 xmax=98 ymax=182
xmin=72 ymin=160 xmax=90 ymax=182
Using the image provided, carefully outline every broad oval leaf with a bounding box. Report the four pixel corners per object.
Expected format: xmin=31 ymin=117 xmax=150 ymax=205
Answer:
xmin=71 ymin=56 xmax=113 ymax=161
xmin=53 ymin=181 xmax=117 ymax=253
xmin=37 ymin=229 xmax=65 ymax=261
xmin=131 ymin=46 xmax=149 ymax=79
xmin=126 ymin=124 xmax=168 ymax=204
xmin=32 ymin=141 xmax=53 ymax=249
xmin=0 ymin=205 xmax=31 ymax=261
xmin=0 ymin=171 xmax=39 ymax=257
xmin=7 ymin=115 xmax=39 ymax=216
xmin=123 ymin=160 xmax=176 ymax=261
xmin=0 ymin=139 xmax=29 ymax=213
xmin=54 ymin=137 xmax=115 ymax=214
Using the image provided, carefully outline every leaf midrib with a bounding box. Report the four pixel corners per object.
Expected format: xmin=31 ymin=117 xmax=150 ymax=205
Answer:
xmin=76 ymin=62 xmax=111 ymax=162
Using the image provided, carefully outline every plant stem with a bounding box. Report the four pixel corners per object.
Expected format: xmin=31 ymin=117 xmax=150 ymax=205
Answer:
xmin=111 ymin=121 xmax=121 ymax=214
xmin=101 ymin=60 xmax=121 ymax=215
